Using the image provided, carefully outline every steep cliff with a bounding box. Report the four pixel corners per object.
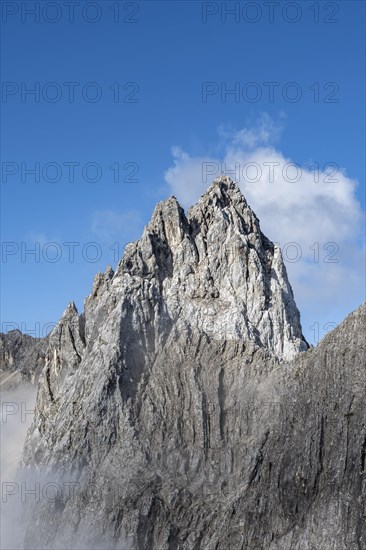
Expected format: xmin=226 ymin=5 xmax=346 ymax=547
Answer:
xmin=8 ymin=177 xmax=364 ymax=549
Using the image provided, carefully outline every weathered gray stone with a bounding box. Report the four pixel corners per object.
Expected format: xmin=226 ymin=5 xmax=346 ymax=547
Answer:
xmin=0 ymin=330 xmax=47 ymax=389
xmin=6 ymin=177 xmax=365 ymax=549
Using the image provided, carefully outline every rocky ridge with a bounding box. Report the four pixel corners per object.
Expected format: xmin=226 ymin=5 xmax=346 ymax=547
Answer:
xmin=4 ymin=177 xmax=365 ymax=549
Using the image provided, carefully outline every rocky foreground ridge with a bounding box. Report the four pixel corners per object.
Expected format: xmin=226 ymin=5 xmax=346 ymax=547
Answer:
xmin=2 ymin=177 xmax=365 ymax=549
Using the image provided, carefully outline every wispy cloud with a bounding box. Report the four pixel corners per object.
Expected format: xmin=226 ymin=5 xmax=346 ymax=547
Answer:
xmin=230 ymin=112 xmax=284 ymax=150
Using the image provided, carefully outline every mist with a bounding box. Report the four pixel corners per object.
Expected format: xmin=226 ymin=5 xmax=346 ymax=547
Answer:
xmin=1 ymin=383 xmax=37 ymax=550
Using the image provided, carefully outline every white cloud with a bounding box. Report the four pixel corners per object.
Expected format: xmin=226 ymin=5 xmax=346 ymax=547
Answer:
xmin=231 ymin=112 xmax=284 ymax=149
xmin=164 ymin=148 xmax=217 ymax=209
xmin=164 ymin=115 xmax=365 ymax=343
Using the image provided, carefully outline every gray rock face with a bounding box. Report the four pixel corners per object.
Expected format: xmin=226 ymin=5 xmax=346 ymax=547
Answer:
xmin=118 ymin=176 xmax=307 ymax=361
xmin=0 ymin=330 xmax=47 ymax=389
xmin=13 ymin=177 xmax=365 ymax=549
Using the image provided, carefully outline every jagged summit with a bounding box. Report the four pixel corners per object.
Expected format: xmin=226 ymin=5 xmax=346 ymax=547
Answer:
xmin=12 ymin=177 xmax=364 ymax=550
xmin=113 ymin=176 xmax=307 ymax=360
xmin=194 ymin=174 xmax=244 ymax=205
xmin=147 ymin=176 xmax=247 ymax=232
xmin=45 ymin=177 xmax=307 ymax=362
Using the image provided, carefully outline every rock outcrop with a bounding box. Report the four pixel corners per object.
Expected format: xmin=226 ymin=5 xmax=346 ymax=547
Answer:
xmin=0 ymin=330 xmax=47 ymax=390
xmin=6 ymin=177 xmax=365 ymax=549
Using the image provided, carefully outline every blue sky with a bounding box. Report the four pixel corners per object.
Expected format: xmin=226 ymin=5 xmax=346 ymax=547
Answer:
xmin=1 ymin=0 xmax=365 ymax=345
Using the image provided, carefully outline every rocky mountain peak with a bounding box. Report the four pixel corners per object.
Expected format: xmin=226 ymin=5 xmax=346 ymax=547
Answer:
xmin=118 ymin=177 xmax=307 ymax=360
xmin=6 ymin=176 xmax=363 ymax=550
xmin=35 ymin=177 xmax=306 ymax=364
xmin=145 ymin=195 xmax=188 ymax=248
xmin=193 ymin=174 xmax=244 ymax=206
